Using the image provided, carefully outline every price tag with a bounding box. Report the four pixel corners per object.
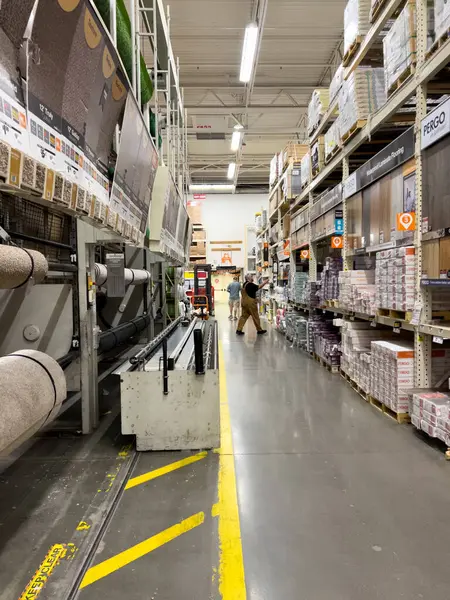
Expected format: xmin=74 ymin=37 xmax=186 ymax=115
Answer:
xmin=334 ymin=312 xmax=338 ymax=317
xmin=394 ymin=321 xmax=401 ymax=328
xmin=433 ymin=336 xmax=444 ymax=344
xmin=350 ymin=316 xmax=355 ymax=322
xmin=371 ymin=320 xmax=377 ymax=328
xmin=410 ymin=301 xmax=423 ymax=326
xmin=393 ymin=327 xmax=401 ymax=334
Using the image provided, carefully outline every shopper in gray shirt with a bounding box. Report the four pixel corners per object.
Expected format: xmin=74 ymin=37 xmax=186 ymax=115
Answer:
xmin=227 ymin=276 xmax=241 ymax=321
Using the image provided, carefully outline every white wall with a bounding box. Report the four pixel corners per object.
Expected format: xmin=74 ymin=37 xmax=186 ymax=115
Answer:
xmin=192 ymin=194 xmax=265 ymax=268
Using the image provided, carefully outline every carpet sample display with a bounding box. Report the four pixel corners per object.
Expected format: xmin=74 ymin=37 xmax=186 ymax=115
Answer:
xmin=93 ymin=0 xmax=153 ymax=105
xmin=0 ymin=0 xmax=36 ymax=48
xmin=0 ymin=349 xmax=66 ymax=455
xmin=0 ymin=246 xmax=48 ymax=289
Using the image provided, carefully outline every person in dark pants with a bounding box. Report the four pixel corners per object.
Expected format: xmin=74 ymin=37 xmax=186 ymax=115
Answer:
xmin=236 ymin=274 xmax=269 ymax=336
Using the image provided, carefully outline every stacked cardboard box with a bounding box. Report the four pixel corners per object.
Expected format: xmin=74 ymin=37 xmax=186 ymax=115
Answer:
xmin=285 ymin=313 xmax=308 ymax=347
xmin=308 ymin=89 xmax=332 ymax=135
xmin=329 ymin=64 xmax=344 ymax=103
xmin=187 ymin=202 xmax=202 ymax=225
xmin=340 ymin=321 xmax=393 ymax=386
xmin=376 ymin=246 xmax=416 ymax=311
xmin=339 ymin=67 xmax=386 ymax=138
xmin=338 ymin=270 xmax=376 ymax=314
xmin=301 ymin=152 xmax=310 ymax=188
xmin=325 ymin=117 xmax=341 ymax=161
xmin=383 ymin=1 xmax=416 ymax=92
xmin=370 ymin=340 xmax=414 ymax=414
xmin=410 ymin=391 xmax=450 ymax=444
xmin=309 ymin=315 xmax=341 ymax=365
xmin=318 ymin=257 xmax=342 ymax=304
xmin=311 ymin=136 xmax=325 ymax=175
xmin=270 ymin=154 xmax=279 ymax=187
xmin=283 ymin=143 xmax=308 ymax=168
xmin=291 ymin=272 xmax=309 ymax=304
xmin=435 ymin=0 xmax=450 ymax=39
xmin=344 ymin=0 xmax=371 ymax=56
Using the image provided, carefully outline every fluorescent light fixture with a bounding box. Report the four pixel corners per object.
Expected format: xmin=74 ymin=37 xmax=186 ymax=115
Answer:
xmin=189 ymin=184 xmax=235 ymax=193
xmin=240 ymin=23 xmax=259 ymax=83
xmin=227 ymin=162 xmax=236 ymax=180
xmin=231 ymin=130 xmax=241 ymax=151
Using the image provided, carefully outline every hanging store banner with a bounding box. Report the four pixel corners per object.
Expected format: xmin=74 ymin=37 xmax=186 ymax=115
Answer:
xmin=111 ymin=94 xmax=159 ymax=233
xmin=26 ymin=0 xmax=131 ymax=225
xmin=300 ymin=249 xmax=310 ymax=260
xmin=421 ymin=97 xmax=450 ymax=150
xmin=0 ymin=2 xmax=33 ymax=154
xmin=343 ymin=127 xmax=415 ymax=198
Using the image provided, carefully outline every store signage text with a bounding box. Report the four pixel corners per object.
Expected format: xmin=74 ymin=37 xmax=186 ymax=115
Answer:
xmin=421 ymin=97 xmax=450 ymax=150
xmin=344 ymin=127 xmax=414 ymax=197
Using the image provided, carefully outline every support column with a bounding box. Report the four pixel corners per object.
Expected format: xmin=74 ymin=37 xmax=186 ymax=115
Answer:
xmin=415 ymin=0 xmax=431 ymax=387
xmin=77 ymin=224 xmax=99 ymax=434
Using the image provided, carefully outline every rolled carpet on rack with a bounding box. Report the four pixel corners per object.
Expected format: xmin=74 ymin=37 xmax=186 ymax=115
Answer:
xmin=94 ymin=263 xmax=150 ymax=287
xmin=0 ymin=245 xmax=48 ymax=289
xmin=0 ymin=349 xmax=66 ymax=456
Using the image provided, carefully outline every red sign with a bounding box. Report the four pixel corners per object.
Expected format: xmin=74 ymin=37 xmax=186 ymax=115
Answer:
xmin=193 ymin=194 xmax=206 ymax=201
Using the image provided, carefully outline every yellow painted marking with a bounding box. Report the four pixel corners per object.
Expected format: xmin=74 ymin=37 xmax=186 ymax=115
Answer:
xmin=76 ymin=521 xmax=90 ymax=531
xmin=217 ymin=342 xmax=246 ymax=599
xmin=79 ymin=512 xmax=205 ymax=589
xmin=19 ymin=544 xmax=66 ymax=599
xmin=125 ymin=451 xmax=208 ymax=490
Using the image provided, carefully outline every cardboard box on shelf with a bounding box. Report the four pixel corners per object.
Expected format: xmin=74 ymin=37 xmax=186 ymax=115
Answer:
xmin=187 ymin=203 xmax=202 ymax=224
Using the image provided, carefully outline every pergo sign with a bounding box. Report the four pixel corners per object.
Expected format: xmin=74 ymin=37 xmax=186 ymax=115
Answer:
xmin=421 ymin=97 xmax=450 ymax=150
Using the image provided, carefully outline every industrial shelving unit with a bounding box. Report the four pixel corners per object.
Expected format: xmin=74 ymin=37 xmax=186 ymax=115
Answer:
xmin=258 ymin=0 xmax=450 ymax=391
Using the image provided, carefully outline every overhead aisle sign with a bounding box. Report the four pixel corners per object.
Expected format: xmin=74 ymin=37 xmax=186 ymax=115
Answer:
xmin=421 ymin=97 xmax=450 ymax=150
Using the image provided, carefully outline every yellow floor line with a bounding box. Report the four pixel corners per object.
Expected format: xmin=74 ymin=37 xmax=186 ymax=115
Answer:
xmin=79 ymin=512 xmax=205 ymax=589
xmin=217 ymin=341 xmax=247 ymax=599
xmin=125 ymin=451 xmax=208 ymax=490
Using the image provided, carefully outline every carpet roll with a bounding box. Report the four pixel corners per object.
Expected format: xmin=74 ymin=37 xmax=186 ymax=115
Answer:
xmin=0 ymin=246 xmax=48 ymax=289
xmin=0 ymin=349 xmax=66 ymax=455
xmin=94 ymin=263 xmax=150 ymax=287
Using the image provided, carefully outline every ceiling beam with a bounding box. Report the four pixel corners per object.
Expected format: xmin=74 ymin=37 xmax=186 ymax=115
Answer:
xmin=180 ymin=63 xmax=333 ymax=69
xmin=182 ymin=84 xmax=316 ymax=90
xmin=181 ymin=105 xmax=306 ymax=114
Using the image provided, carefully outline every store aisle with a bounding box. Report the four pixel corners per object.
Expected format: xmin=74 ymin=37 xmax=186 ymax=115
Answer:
xmin=221 ymin=314 xmax=450 ymax=600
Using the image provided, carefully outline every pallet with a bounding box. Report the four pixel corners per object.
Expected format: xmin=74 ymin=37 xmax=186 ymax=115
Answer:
xmin=340 ymin=370 xmax=369 ymax=401
xmin=387 ymin=63 xmax=416 ymax=97
xmin=426 ymin=27 xmax=450 ymax=60
xmin=377 ymin=308 xmax=413 ymax=322
xmin=325 ymin=145 xmax=340 ymax=165
xmin=341 ymin=120 xmax=366 ymax=145
xmin=314 ymin=353 xmax=340 ymax=374
xmin=369 ymin=396 xmax=411 ymax=424
xmin=342 ymin=35 xmax=363 ymax=67
xmin=370 ymin=0 xmax=388 ymax=23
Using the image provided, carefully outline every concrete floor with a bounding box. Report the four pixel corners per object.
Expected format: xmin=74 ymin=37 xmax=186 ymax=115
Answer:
xmin=221 ymin=314 xmax=450 ymax=599
xmin=3 ymin=310 xmax=450 ymax=599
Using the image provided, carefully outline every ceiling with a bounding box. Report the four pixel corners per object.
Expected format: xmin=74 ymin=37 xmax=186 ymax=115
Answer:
xmin=159 ymin=0 xmax=347 ymax=190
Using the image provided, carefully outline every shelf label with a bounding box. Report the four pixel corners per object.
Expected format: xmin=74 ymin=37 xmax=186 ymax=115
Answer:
xmin=393 ymin=327 xmax=401 ymax=334
xmin=410 ymin=302 xmax=423 ymax=326
xmin=343 ymin=172 xmax=357 ymax=199
xmin=433 ymin=336 xmax=444 ymax=344
xmin=371 ymin=320 xmax=377 ymax=328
